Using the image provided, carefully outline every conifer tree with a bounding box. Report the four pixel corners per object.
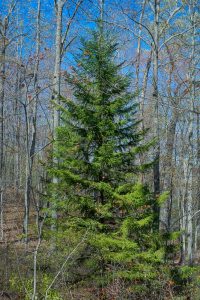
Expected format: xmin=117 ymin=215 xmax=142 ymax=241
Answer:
xmin=49 ymin=26 xmax=165 ymax=296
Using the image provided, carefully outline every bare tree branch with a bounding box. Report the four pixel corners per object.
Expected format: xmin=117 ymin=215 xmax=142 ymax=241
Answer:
xmin=120 ymin=5 xmax=156 ymax=48
xmin=61 ymin=0 xmax=84 ymax=55
xmin=160 ymin=6 xmax=183 ymax=36
xmin=45 ymin=230 xmax=88 ymax=299
xmin=159 ymin=23 xmax=200 ymax=51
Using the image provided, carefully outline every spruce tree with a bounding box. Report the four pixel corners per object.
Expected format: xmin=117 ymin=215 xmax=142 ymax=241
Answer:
xmin=49 ymin=27 xmax=165 ymax=297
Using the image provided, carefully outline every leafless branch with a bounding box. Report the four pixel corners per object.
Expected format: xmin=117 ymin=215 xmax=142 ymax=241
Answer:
xmin=160 ymin=6 xmax=183 ymax=36
xmin=120 ymin=5 xmax=156 ymax=47
xmin=159 ymin=22 xmax=200 ymax=51
xmin=44 ymin=230 xmax=88 ymax=299
xmin=61 ymin=0 xmax=84 ymax=54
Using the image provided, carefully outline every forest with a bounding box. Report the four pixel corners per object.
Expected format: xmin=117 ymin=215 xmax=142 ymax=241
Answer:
xmin=0 ymin=0 xmax=200 ymax=299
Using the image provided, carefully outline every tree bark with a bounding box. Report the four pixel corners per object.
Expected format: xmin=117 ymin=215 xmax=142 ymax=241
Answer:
xmin=152 ymin=0 xmax=160 ymax=229
xmin=186 ymin=1 xmax=197 ymax=265
xmin=0 ymin=16 xmax=7 ymax=240
xmin=51 ymin=0 xmax=67 ymax=233
xmin=23 ymin=0 xmax=41 ymax=242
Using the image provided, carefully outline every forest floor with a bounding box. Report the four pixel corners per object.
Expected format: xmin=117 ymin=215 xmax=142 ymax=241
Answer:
xmin=0 ymin=189 xmax=198 ymax=300
xmin=0 ymin=189 xmax=94 ymax=299
xmin=0 ymin=188 xmax=37 ymax=299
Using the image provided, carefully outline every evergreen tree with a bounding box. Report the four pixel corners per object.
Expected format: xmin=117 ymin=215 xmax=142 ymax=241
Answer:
xmin=48 ymin=27 xmax=166 ymax=297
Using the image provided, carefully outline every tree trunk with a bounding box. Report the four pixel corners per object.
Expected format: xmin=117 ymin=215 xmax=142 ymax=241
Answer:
xmin=23 ymin=0 xmax=41 ymax=242
xmin=152 ymin=0 xmax=160 ymax=229
xmin=0 ymin=19 xmax=7 ymax=240
xmin=51 ymin=0 xmax=65 ymax=231
xmin=161 ymin=111 xmax=178 ymax=232
xmin=135 ymin=0 xmax=147 ymax=92
xmin=186 ymin=0 xmax=197 ymax=265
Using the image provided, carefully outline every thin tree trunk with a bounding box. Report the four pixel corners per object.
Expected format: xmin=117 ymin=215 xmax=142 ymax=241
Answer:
xmin=23 ymin=0 xmax=41 ymax=242
xmin=141 ymin=50 xmax=152 ymax=130
xmin=186 ymin=0 xmax=197 ymax=265
xmin=0 ymin=18 xmax=7 ymax=241
xmin=194 ymin=113 xmax=200 ymax=255
xmin=51 ymin=0 xmax=65 ymax=231
xmin=23 ymin=103 xmax=31 ymax=242
xmin=51 ymin=0 xmax=82 ymax=231
xmin=162 ymin=111 xmax=178 ymax=231
xmin=139 ymin=50 xmax=152 ymax=184
xmin=152 ymin=0 xmax=160 ymax=229
xmin=135 ymin=0 xmax=147 ymax=92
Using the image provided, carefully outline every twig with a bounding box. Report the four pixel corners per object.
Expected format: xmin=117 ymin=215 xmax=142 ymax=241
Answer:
xmin=44 ymin=230 xmax=88 ymax=299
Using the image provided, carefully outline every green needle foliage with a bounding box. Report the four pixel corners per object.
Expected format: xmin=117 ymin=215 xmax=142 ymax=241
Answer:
xmin=48 ymin=26 xmax=167 ymax=297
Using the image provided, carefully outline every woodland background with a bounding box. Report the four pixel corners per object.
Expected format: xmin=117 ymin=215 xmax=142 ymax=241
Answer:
xmin=0 ymin=0 xmax=200 ymax=299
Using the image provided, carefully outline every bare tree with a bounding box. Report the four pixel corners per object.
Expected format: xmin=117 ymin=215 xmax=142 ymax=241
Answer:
xmin=23 ymin=0 xmax=41 ymax=242
xmin=0 ymin=0 xmax=18 ymax=240
xmin=51 ymin=0 xmax=83 ymax=228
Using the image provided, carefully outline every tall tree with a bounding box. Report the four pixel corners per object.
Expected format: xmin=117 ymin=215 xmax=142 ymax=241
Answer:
xmin=23 ymin=0 xmax=41 ymax=242
xmin=0 ymin=0 xmax=18 ymax=240
xmin=51 ymin=0 xmax=83 ymax=228
xmin=48 ymin=25 xmax=166 ymax=297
